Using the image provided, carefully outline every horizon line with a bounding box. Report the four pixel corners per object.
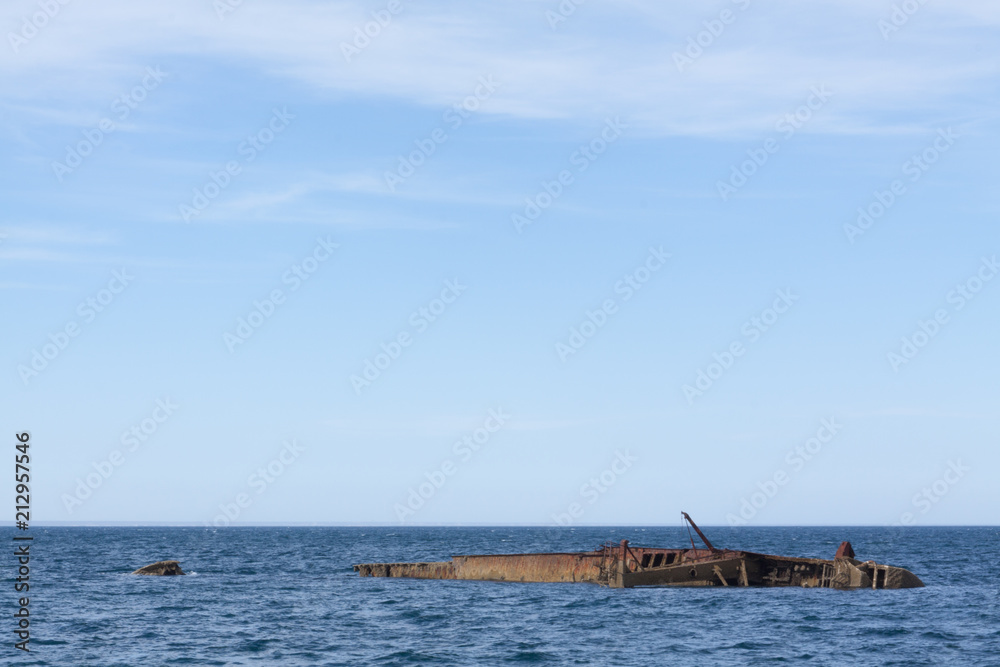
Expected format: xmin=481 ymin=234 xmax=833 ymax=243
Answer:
xmin=7 ymin=522 xmax=997 ymax=528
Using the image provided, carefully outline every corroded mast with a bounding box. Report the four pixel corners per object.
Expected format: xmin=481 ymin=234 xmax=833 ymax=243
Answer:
xmin=682 ymin=511 xmax=717 ymax=552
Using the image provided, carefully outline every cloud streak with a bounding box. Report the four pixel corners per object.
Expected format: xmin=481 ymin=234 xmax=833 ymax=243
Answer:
xmin=3 ymin=0 xmax=998 ymax=136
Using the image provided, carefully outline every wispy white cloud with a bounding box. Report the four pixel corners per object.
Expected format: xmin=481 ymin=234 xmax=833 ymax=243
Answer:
xmin=178 ymin=168 xmax=516 ymax=225
xmin=210 ymin=172 xmax=387 ymax=213
xmin=1 ymin=224 xmax=119 ymax=245
xmin=2 ymin=0 xmax=998 ymax=136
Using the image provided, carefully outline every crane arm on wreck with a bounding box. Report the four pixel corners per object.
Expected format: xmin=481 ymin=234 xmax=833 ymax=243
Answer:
xmin=681 ymin=511 xmax=717 ymax=552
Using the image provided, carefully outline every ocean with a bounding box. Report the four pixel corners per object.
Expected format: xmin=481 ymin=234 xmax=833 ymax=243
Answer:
xmin=7 ymin=526 xmax=999 ymax=666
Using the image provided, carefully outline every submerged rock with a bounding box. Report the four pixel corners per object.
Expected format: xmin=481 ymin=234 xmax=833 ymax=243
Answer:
xmin=132 ymin=560 xmax=185 ymax=576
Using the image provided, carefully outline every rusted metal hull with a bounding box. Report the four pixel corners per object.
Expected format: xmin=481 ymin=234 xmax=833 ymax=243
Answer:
xmin=355 ymin=534 xmax=924 ymax=590
xmin=614 ymin=547 xmax=924 ymax=589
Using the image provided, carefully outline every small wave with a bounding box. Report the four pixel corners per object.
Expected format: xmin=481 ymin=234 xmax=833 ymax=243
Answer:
xmin=506 ymin=650 xmax=556 ymax=662
xmin=866 ymin=627 xmax=910 ymax=637
xmin=727 ymin=641 xmax=771 ymax=650
xmin=237 ymin=638 xmax=276 ymax=653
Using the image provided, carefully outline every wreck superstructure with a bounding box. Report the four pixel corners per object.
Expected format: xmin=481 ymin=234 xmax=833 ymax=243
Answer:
xmin=354 ymin=513 xmax=924 ymax=590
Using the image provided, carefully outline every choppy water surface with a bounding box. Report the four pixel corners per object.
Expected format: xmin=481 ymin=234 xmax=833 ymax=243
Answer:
xmin=10 ymin=526 xmax=999 ymax=665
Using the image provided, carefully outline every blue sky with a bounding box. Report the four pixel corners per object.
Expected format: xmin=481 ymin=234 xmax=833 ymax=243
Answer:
xmin=2 ymin=0 xmax=998 ymax=526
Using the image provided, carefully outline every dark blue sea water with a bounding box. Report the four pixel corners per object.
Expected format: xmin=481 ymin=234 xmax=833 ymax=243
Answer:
xmin=5 ymin=526 xmax=999 ymax=666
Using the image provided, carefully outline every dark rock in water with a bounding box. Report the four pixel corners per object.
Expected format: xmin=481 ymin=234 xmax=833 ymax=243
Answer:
xmin=132 ymin=560 xmax=185 ymax=576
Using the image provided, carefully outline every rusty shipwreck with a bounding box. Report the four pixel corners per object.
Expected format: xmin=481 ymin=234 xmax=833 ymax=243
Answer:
xmin=355 ymin=513 xmax=924 ymax=590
